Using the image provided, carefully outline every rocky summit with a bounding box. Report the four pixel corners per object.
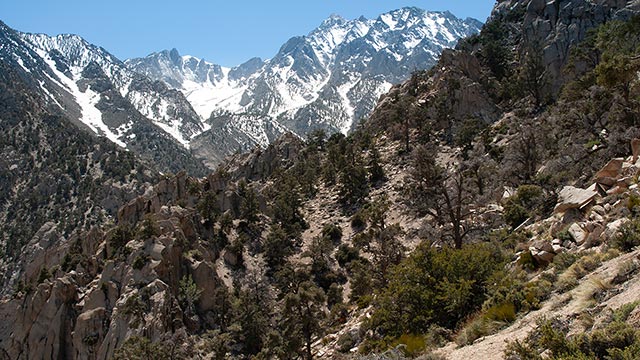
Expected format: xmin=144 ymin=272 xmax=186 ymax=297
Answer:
xmin=126 ymin=8 xmax=482 ymax=166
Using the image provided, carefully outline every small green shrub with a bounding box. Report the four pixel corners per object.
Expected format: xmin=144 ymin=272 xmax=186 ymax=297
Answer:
xmin=504 ymin=314 xmax=640 ymax=360
xmin=575 ymin=252 xmax=604 ymax=274
xmin=503 ymin=339 xmax=542 ymax=359
xmin=178 ymin=275 xmax=201 ymax=313
xmin=627 ymin=193 xmax=640 ymax=214
xmin=108 ymin=225 xmax=134 ymax=257
xmin=554 ymin=251 xmax=606 ymax=293
xmin=337 ymin=331 xmax=358 ymax=353
xmin=556 ymin=252 xmax=606 ymax=293
xmin=456 ymin=316 xmax=504 ymax=346
xmin=335 ymin=244 xmax=360 ymax=267
xmin=484 ymin=302 xmax=517 ymax=323
xmin=132 ymin=254 xmax=149 ymax=270
xmin=555 ymin=270 xmax=579 ymax=292
xmin=186 ymin=249 xmax=203 ymax=262
xmin=584 ymin=138 xmax=601 ymax=149
xmin=357 ymin=294 xmax=373 ymax=309
xmin=326 ymin=283 xmax=344 ymax=308
xmin=614 ymin=260 xmax=640 ymax=284
xmin=484 ymin=270 xmax=551 ymax=319
xmin=504 ymin=202 xmax=529 ymax=229
xmin=351 ymin=211 xmax=366 ymax=231
xmin=503 ymin=185 xmax=545 ymax=228
xmin=391 ymin=334 xmax=428 ymax=357
xmin=122 ymin=293 xmax=145 ymax=328
xmin=423 ymin=325 xmax=451 ymax=349
xmin=137 ymin=217 xmax=158 ymax=240
xmin=556 ymin=228 xmax=573 ymax=243
xmin=613 ymin=301 xmax=640 ymax=322
xmin=322 ymin=223 xmax=343 ymax=243
xmin=13 ymin=280 xmax=34 ymax=296
xmin=83 ymin=334 xmax=99 ymax=346
xmin=329 ymin=302 xmax=349 ymax=325
xmin=613 ymin=220 xmax=640 ymax=252
xmin=37 ymin=267 xmax=51 ymax=284
xmin=517 ymin=250 xmax=539 ymax=271
xmin=113 ymin=335 xmax=170 ymax=360
xmin=553 ymin=252 xmax=580 ymax=272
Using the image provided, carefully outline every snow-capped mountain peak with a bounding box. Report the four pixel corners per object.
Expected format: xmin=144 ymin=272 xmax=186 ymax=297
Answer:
xmin=0 ymin=21 xmax=209 ymax=174
xmin=126 ymin=8 xmax=481 ymax=166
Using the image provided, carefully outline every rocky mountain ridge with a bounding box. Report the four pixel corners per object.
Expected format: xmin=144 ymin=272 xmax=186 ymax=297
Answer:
xmin=0 ymin=21 xmax=208 ymax=176
xmin=127 ymin=7 xmax=482 ymax=165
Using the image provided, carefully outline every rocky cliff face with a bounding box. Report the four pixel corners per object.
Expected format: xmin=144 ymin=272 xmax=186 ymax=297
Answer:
xmin=0 ymin=54 xmax=158 ymax=297
xmin=490 ymin=0 xmax=640 ymax=92
xmin=1 ymin=172 xmax=211 ymax=359
xmin=369 ymin=0 xmax=640 ymax=137
xmin=0 ymin=130 xmax=306 ymax=359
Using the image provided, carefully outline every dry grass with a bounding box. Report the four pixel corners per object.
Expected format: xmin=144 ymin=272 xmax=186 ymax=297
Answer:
xmin=575 ymin=276 xmax=613 ymax=309
xmin=455 ymin=317 xmax=506 ymax=347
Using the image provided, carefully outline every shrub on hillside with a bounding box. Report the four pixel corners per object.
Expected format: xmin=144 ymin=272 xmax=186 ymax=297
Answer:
xmin=504 ymin=314 xmax=640 ymax=359
xmin=612 ymin=219 xmax=640 ymax=252
xmin=502 ymin=185 xmax=545 ymax=228
xmin=367 ymin=242 xmax=507 ymax=338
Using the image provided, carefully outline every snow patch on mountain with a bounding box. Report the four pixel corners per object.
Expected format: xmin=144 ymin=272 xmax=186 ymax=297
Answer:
xmin=337 ymin=82 xmax=355 ymax=134
xmin=22 ymin=33 xmax=203 ymax=147
xmin=33 ymin=46 xmax=127 ymax=147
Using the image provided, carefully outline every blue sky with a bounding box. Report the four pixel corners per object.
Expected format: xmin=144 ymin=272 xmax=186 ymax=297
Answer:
xmin=0 ymin=1 xmax=495 ymax=67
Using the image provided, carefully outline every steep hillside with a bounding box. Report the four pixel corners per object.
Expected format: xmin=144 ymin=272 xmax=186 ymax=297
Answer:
xmin=1 ymin=0 xmax=640 ymax=359
xmin=0 ymin=52 xmax=158 ymax=298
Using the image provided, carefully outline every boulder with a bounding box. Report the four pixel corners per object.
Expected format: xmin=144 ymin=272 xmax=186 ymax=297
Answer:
xmin=596 ymin=176 xmax=618 ymax=187
xmin=595 ymin=158 xmax=624 ymax=181
xmin=604 ymin=218 xmax=629 ymax=241
xmin=72 ymin=307 xmax=107 ymax=360
xmin=554 ymin=186 xmax=598 ymax=213
xmin=83 ymin=288 xmax=107 ymax=310
xmin=631 ymin=138 xmax=640 ymax=163
xmin=530 ymin=247 xmax=555 ymax=265
xmin=562 ymin=207 xmax=585 ymax=225
xmin=552 ymin=244 xmax=565 ymax=254
xmin=223 ymin=250 xmax=239 ymax=267
xmin=191 ymin=261 xmax=220 ymax=312
xmin=617 ymin=177 xmax=633 ymax=187
xmin=502 ymin=187 xmax=516 ymax=201
xmin=584 ymin=225 xmax=605 ymax=248
xmin=606 ymin=185 xmax=628 ymax=195
xmin=568 ymin=223 xmax=589 ymax=245
xmin=591 ymin=205 xmax=606 ymax=215
xmin=532 ymin=240 xmax=555 ymax=254
xmin=589 ymin=211 xmax=604 ymax=223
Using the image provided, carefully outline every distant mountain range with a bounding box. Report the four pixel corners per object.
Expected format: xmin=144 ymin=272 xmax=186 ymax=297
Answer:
xmin=0 ymin=7 xmax=481 ymax=169
xmin=0 ymin=21 xmax=208 ymax=175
